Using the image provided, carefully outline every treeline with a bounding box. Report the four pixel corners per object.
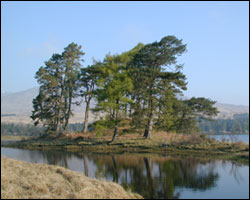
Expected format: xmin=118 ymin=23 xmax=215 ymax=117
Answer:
xmin=1 ymin=114 xmax=16 ymax=117
xmin=199 ymin=114 xmax=249 ymax=134
xmin=1 ymin=123 xmax=84 ymax=137
xmin=31 ymin=35 xmax=219 ymax=140
xmin=1 ymin=123 xmax=45 ymax=137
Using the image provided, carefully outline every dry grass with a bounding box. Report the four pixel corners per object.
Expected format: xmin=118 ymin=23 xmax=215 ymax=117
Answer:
xmin=1 ymin=135 xmax=31 ymax=141
xmin=1 ymin=156 xmax=143 ymax=199
xmin=4 ymin=130 xmax=249 ymax=162
xmin=63 ymin=130 xmax=201 ymax=144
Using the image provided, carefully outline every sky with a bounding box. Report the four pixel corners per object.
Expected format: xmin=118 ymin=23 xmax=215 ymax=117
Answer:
xmin=1 ymin=1 xmax=249 ymax=106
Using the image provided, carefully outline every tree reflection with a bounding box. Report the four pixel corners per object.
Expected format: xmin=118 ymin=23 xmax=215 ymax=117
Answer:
xmin=229 ymin=162 xmax=244 ymax=184
xmin=23 ymin=149 xmax=246 ymax=199
xmin=83 ymin=155 xmax=89 ymax=177
xmin=40 ymin=150 xmax=69 ymax=168
xmin=88 ymin=154 xmax=220 ymax=199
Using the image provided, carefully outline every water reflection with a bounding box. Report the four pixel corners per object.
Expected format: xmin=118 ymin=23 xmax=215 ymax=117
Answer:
xmin=1 ymin=148 xmax=249 ymax=199
xmin=85 ymin=154 xmax=219 ymax=199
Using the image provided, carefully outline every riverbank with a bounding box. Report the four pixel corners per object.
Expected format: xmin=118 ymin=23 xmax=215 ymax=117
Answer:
xmin=1 ymin=135 xmax=32 ymax=141
xmin=2 ymin=131 xmax=249 ymax=162
xmin=1 ymin=156 xmax=142 ymax=199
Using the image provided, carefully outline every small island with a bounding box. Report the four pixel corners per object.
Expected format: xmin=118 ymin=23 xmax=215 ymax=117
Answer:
xmin=3 ymin=36 xmax=248 ymax=163
xmin=1 ymin=2 xmax=249 ymax=198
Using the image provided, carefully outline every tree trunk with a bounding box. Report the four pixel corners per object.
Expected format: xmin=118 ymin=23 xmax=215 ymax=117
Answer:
xmin=111 ymin=99 xmax=119 ymax=142
xmin=129 ymin=103 xmax=132 ymax=118
xmin=144 ymin=116 xmax=153 ymax=139
xmin=82 ymin=98 xmax=91 ymax=133
xmin=124 ymin=104 xmax=127 ymax=118
xmin=55 ymin=122 xmax=60 ymax=135
xmin=64 ymin=91 xmax=72 ymax=130
xmin=144 ymin=97 xmax=153 ymax=139
xmin=111 ymin=125 xmax=118 ymax=142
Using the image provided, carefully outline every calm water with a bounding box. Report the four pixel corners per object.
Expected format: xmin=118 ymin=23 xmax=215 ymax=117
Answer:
xmin=1 ymin=147 xmax=249 ymax=199
xmin=209 ymin=134 xmax=249 ymax=144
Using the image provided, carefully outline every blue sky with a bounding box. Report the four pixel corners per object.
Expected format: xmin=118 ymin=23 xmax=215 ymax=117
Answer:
xmin=1 ymin=1 xmax=249 ymax=105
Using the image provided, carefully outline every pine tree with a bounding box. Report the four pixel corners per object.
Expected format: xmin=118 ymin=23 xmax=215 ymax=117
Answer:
xmin=61 ymin=43 xmax=85 ymax=130
xmin=129 ymin=36 xmax=187 ymax=139
xmin=31 ymin=54 xmax=64 ymax=133
xmin=77 ymin=62 xmax=102 ymax=133
xmin=31 ymin=43 xmax=84 ymax=135
xmin=94 ymin=52 xmax=138 ymax=141
xmin=175 ymin=97 xmax=219 ymax=134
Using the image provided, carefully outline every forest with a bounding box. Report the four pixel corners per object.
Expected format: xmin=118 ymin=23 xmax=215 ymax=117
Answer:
xmin=28 ymin=36 xmax=220 ymax=140
xmin=1 ymin=123 xmax=82 ymax=137
xmin=199 ymin=113 xmax=249 ymax=134
xmin=2 ymin=114 xmax=249 ymax=137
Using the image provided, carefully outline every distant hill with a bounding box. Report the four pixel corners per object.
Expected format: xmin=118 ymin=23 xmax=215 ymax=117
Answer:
xmin=1 ymin=87 xmax=249 ymax=124
xmin=1 ymin=87 xmax=97 ymax=124
xmin=215 ymin=102 xmax=249 ymax=119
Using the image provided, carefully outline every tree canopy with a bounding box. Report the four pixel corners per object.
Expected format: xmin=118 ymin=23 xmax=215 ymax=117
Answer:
xmin=31 ymin=36 xmax=218 ymax=139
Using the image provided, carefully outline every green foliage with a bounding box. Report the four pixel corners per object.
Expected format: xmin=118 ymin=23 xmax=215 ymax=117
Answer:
xmin=1 ymin=123 xmax=85 ymax=137
xmin=29 ymin=35 xmax=220 ymax=139
xmin=31 ymin=43 xmax=84 ymax=135
xmin=1 ymin=123 xmax=45 ymax=137
xmin=128 ymin=35 xmax=188 ymax=138
xmin=199 ymin=114 xmax=249 ymax=134
xmin=173 ymin=97 xmax=219 ymax=134
xmin=77 ymin=62 xmax=102 ymax=132
xmin=93 ymin=44 xmax=143 ymax=140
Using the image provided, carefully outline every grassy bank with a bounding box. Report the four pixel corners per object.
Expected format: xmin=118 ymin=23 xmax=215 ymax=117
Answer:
xmin=1 ymin=135 xmax=32 ymax=141
xmin=1 ymin=156 xmax=142 ymax=199
xmin=2 ymin=131 xmax=249 ymax=162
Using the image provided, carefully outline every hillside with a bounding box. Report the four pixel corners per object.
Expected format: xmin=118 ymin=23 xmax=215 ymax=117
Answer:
xmin=1 ymin=87 xmax=249 ymax=124
xmin=1 ymin=87 xmax=97 ymax=124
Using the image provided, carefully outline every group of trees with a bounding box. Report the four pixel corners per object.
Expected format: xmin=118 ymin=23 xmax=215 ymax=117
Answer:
xmin=31 ymin=36 xmax=218 ymax=140
xmin=199 ymin=114 xmax=249 ymax=134
xmin=1 ymin=123 xmax=83 ymax=137
xmin=1 ymin=123 xmax=44 ymax=137
xmin=3 ymin=112 xmax=248 ymax=137
xmin=1 ymin=114 xmax=16 ymax=117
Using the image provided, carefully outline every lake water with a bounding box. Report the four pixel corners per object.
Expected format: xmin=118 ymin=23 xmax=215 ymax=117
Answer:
xmin=208 ymin=134 xmax=249 ymax=143
xmin=1 ymin=147 xmax=249 ymax=199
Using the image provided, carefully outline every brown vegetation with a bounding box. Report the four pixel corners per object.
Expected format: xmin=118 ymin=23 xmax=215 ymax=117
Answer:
xmin=3 ymin=130 xmax=249 ymax=162
xmin=1 ymin=156 xmax=142 ymax=199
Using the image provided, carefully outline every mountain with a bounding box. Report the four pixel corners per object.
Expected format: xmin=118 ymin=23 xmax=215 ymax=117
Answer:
xmin=1 ymin=87 xmax=249 ymax=124
xmin=1 ymin=87 xmax=38 ymax=115
xmin=1 ymin=87 xmax=97 ymax=124
xmin=215 ymin=102 xmax=249 ymax=119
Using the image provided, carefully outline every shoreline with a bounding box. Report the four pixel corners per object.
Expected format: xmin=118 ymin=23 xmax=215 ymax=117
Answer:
xmin=2 ymin=132 xmax=249 ymax=163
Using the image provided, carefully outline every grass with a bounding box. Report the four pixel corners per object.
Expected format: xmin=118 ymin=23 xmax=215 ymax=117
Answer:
xmin=1 ymin=156 xmax=143 ymax=199
xmin=1 ymin=135 xmax=32 ymax=141
xmin=2 ymin=130 xmax=249 ymax=162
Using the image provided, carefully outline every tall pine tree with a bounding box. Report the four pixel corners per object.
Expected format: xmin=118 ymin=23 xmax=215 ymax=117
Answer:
xmin=31 ymin=43 xmax=84 ymax=135
xmin=129 ymin=36 xmax=187 ymax=139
